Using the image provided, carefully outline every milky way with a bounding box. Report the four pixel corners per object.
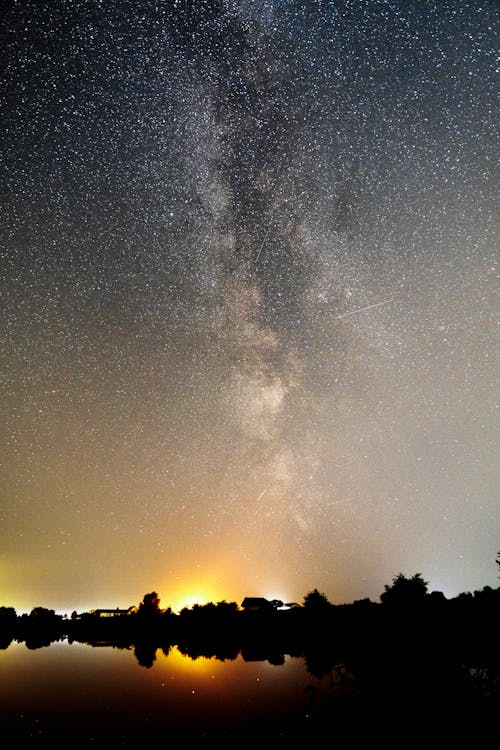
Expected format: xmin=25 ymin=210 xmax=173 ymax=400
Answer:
xmin=1 ymin=1 xmax=498 ymax=611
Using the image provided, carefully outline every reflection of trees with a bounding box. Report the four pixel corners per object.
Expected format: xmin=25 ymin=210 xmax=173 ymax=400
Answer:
xmin=177 ymin=640 xmax=239 ymax=662
xmin=0 ymin=634 xmax=13 ymax=650
xmin=468 ymin=665 xmax=500 ymax=704
xmin=304 ymin=642 xmax=342 ymax=681
xmin=337 ymin=641 xmax=500 ymax=727
xmin=25 ymin=635 xmax=54 ymax=649
xmin=134 ymin=641 xmax=157 ymax=668
xmin=240 ymin=645 xmax=285 ymax=665
xmin=267 ymin=653 xmax=285 ymax=666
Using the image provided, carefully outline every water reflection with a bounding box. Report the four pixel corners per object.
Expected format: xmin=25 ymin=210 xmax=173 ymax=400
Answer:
xmin=0 ymin=639 xmax=497 ymax=746
xmin=0 ymin=641 xmax=318 ymax=745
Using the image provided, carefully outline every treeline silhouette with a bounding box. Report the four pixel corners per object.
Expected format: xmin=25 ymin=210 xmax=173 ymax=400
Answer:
xmin=1 ymin=572 xmax=498 ymax=664
xmin=2 ymin=572 xmax=499 ymax=725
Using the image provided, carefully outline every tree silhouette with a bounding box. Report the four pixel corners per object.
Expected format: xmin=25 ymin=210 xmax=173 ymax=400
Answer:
xmin=303 ymin=588 xmax=331 ymax=610
xmin=380 ymin=573 xmax=428 ymax=606
xmin=0 ymin=606 xmax=17 ymax=648
xmin=0 ymin=606 xmax=17 ymax=625
xmin=29 ymin=606 xmax=57 ymax=618
xmin=137 ymin=592 xmax=162 ymax=616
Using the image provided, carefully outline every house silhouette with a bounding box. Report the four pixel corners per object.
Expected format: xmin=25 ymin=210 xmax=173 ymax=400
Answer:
xmin=88 ymin=606 xmax=136 ymax=617
xmin=240 ymin=597 xmax=284 ymax=610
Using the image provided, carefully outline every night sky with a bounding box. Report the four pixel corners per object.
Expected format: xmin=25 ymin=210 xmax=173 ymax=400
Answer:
xmin=1 ymin=0 xmax=498 ymax=613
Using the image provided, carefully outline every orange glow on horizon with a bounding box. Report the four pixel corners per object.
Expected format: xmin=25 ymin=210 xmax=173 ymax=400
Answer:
xmin=153 ymin=554 xmax=296 ymax=615
xmin=157 ymin=571 xmax=294 ymax=613
xmin=160 ymin=580 xmax=231 ymax=614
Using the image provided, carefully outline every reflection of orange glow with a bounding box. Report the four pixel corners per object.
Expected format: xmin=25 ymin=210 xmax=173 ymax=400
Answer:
xmin=159 ymin=646 xmax=217 ymax=673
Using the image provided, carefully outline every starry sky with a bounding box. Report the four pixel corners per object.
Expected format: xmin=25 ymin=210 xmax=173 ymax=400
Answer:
xmin=1 ymin=0 xmax=498 ymax=613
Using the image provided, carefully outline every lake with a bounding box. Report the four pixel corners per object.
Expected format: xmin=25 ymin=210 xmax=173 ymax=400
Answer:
xmin=0 ymin=640 xmax=350 ymax=745
xmin=1 ymin=638 xmax=497 ymax=746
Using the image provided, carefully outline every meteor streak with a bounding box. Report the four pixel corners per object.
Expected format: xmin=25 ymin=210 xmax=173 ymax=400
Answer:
xmin=336 ymin=299 xmax=393 ymax=319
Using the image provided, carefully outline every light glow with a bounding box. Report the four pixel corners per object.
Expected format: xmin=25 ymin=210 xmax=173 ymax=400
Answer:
xmin=163 ymin=581 xmax=228 ymax=614
xmin=159 ymin=646 xmax=218 ymax=673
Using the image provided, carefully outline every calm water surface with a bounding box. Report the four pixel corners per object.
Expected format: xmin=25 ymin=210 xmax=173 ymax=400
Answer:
xmin=1 ymin=641 xmax=345 ymax=745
